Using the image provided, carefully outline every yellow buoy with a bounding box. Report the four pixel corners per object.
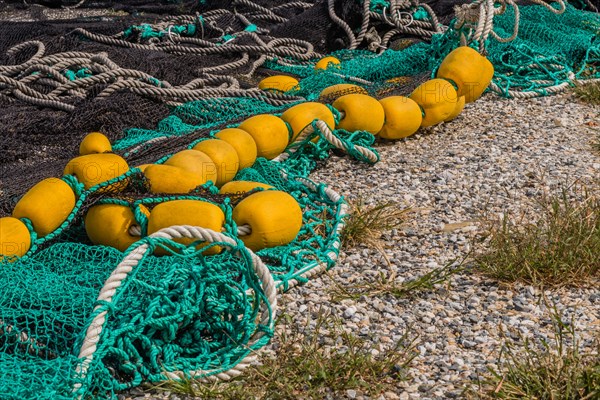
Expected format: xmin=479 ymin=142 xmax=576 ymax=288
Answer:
xmin=164 ymin=149 xmax=218 ymax=185
xmin=319 ymin=84 xmax=368 ymax=101
xmin=377 ymin=96 xmax=423 ymax=139
xmin=444 ymin=95 xmax=466 ymax=122
xmin=85 ymin=204 xmax=145 ymax=252
xmin=258 ymin=75 xmax=299 ymax=92
xmin=144 ymin=164 xmax=206 ymax=194
xmin=79 ymin=132 xmax=112 ymax=156
xmin=147 ymin=200 xmax=225 ymax=255
xmin=0 ymin=217 xmax=31 ymax=260
xmin=63 ymin=153 xmax=129 ymax=191
xmin=135 ymin=164 xmax=152 ymax=173
xmin=219 ymin=180 xmax=274 ymax=195
xmin=232 ymin=190 xmax=303 ymax=251
xmin=280 ymin=102 xmax=336 ymax=142
xmin=333 ymin=94 xmax=385 ymax=134
xmin=436 ymin=46 xmax=494 ymax=103
xmin=214 ymin=128 xmax=258 ymax=170
xmin=12 ymin=178 xmax=76 ymax=237
xmin=192 ymin=139 xmax=240 ymax=187
xmin=315 ymin=56 xmax=341 ymax=70
xmin=409 ymin=79 xmax=458 ymax=127
xmin=238 ymin=115 xmax=289 ymax=160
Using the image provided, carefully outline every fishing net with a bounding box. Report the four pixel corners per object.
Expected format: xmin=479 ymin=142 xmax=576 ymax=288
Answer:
xmin=0 ymin=0 xmax=598 ymax=398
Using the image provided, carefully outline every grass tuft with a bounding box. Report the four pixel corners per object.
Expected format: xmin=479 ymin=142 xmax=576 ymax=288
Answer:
xmin=152 ymin=309 xmax=418 ymax=399
xmin=573 ymin=81 xmax=600 ymax=106
xmin=330 ymin=259 xmax=465 ymax=301
xmin=341 ymin=198 xmax=411 ymax=251
xmin=467 ymin=303 xmax=600 ymax=399
xmin=475 ymin=187 xmax=600 ymax=287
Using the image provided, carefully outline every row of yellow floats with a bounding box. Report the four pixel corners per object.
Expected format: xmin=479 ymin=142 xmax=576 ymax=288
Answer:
xmin=0 ymin=46 xmax=493 ymax=260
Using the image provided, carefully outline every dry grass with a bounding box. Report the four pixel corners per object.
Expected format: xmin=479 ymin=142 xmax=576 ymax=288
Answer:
xmin=573 ymin=81 xmax=600 ymax=106
xmin=329 ymin=259 xmax=465 ymax=302
xmin=341 ymin=198 xmax=411 ymax=257
xmin=467 ymin=302 xmax=600 ymax=399
xmin=475 ymin=185 xmax=600 ymax=287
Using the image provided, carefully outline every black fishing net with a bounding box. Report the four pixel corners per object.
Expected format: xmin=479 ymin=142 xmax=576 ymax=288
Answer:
xmin=0 ymin=0 xmax=436 ymax=216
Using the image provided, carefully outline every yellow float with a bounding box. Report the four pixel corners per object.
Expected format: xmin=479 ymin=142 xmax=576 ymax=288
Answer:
xmin=147 ymin=200 xmax=225 ymax=255
xmin=377 ymin=96 xmax=423 ymax=139
xmin=79 ymin=132 xmax=112 ymax=156
xmin=319 ymin=84 xmax=367 ymax=101
xmin=12 ymin=178 xmax=76 ymax=237
xmin=84 ymin=204 xmax=147 ymax=252
xmin=436 ymin=46 xmax=494 ymax=103
xmin=144 ymin=164 xmax=207 ymax=194
xmin=135 ymin=164 xmax=152 ymax=173
xmin=63 ymin=153 xmax=129 ymax=191
xmin=163 ymin=149 xmax=218 ymax=184
xmin=238 ymin=115 xmax=289 ymax=160
xmin=232 ymin=190 xmax=303 ymax=251
xmin=409 ymin=79 xmax=458 ymax=127
xmin=333 ymin=94 xmax=385 ymax=134
xmin=0 ymin=217 xmax=31 ymax=260
xmin=258 ymin=75 xmax=299 ymax=92
xmin=280 ymin=102 xmax=336 ymax=142
xmin=214 ymin=128 xmax=257 ymax=170
xmin=192 ymin=139 xmax=240 ymax=187
xmin=219 ymin=181 xmax=274 ymax=195
xmin=445 ymin=96 xmax=466 ymax=122
xmin=315 ymin=56 xmax=341 ymax=70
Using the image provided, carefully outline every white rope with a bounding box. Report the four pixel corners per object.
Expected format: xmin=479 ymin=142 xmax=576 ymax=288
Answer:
xmin=454 ymin=0 xmax=566 ymax=55
xmin=128 ymin=224 xmax=252 ymax=237
xmin=273 ymin=119 xmax=378 ymax=164
xmin=73 ymin=226 xmax=277 ymax=395
xmin=489 ymin=76 xmax=600 ymax=99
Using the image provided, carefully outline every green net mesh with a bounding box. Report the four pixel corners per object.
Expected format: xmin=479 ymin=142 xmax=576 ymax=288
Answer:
xmin=483 ymin=4 xmax=599 ymax=96
xmin=1 ymin=137 xmax=351 ymax=398
xmin=1 ymin=1 xmax=599 ymax=398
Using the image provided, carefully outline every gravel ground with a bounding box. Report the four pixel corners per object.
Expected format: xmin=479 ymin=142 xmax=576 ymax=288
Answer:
xmin=287 ymin=93 xmax=600 ymax=399
xmin=121 ymin=93 xmax=599 ymax=400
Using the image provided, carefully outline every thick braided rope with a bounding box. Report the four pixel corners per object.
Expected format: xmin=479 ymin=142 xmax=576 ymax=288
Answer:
xmin=490 ymin=76 xmax=600 ymax=99
xmin=272 ymin=119 xmax=377 ymax=164
xmin=1 ymin=40 xmax=304 ymax=109
xmin=455 ymin=0 xmax=566 ymax=54
xmin=128 ymin=224 xmax=253 ymax=237
xmin=74 ymin=225 xmax=277 ymax=393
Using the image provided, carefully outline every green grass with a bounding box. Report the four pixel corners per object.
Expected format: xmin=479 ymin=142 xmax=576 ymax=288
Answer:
xmin=151 ymin=309 xmax=418 ymax=399
xmin=329 ymin=259 xmax=465 ymax=301
xmin=467 ymin=303 xmax=600 ymax=399
xmin=341 ymin=198 xmax=411 ymax=260
xmin=573 ymin=81 xmax=600 ymax=106
xmin=475 ymin=187 xmax=600 ymax=287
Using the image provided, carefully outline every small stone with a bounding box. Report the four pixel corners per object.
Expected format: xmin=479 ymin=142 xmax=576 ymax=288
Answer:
xmin=344 ymin=306 xmax=357 ymax=319
xmin=347 ymin=389 xmax=357 ymax=399
xmin=384 ymin=392 xmax=400 ymax=400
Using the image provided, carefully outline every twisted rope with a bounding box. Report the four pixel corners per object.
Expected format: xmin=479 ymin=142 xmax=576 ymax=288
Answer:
xmin=129 ymin=224 xmax=253 ymax=237
xmin=273 ymin=119 xmax=379 ymax=164
xmin=0 ymin=39 xmax=302 ymax=110
xmin=454 ymin=0 xmax=566 ymax=54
